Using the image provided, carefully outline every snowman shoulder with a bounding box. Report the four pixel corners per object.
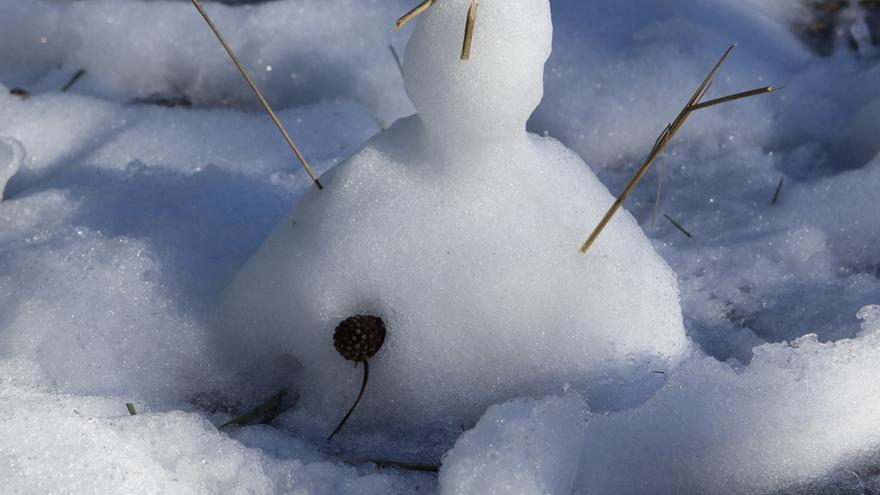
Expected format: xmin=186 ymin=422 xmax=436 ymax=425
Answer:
xmin=320 ymin=115 xmax=424 ymax=188
xmin=526 ymin=131 xmax=607 ymax=189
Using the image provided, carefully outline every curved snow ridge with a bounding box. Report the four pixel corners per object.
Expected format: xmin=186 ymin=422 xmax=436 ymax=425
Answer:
xmin=441 ymin=306 xmax=880 ymax=494
xmin=0 ymin=379 xmax=433 ymax=495
xmin=0 ymin=0 xmax=414 ymax=124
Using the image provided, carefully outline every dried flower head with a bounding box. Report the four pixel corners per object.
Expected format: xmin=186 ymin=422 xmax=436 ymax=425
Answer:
xmin=333 ymin=315 xmax=386 ymax=363
xmin=328 ymin=315 xmax=387 ymax=441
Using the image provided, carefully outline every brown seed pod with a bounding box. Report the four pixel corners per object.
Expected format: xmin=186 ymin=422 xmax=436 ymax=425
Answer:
xmin=332 ymin=315 xmax=386 ymax=363
xmin=328 ymin=315 xmax=387 ymax=441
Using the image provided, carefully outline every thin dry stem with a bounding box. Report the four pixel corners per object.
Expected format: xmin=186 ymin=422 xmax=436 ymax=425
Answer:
xmin=190 ymin=0 xmax=323 ymax=190
xmin=663 ymin=214 xmax=693 ymax=238
xmin=580 ymin=44 xmax=777 ymax=254
xmin=328 ymin=360 xmax=370 ymax=441
xmin=394 ymin=0 xmax=435 ymax=31
xmin=345 ymin=459 xmax=441 ymax=473
xmin=61 ymin=69 xmax=86 ymax=92
xmin=689 ymin=86 xmax=776 ymax=111
xmin=772 ymin=176 xmax=785 ymax=205
xmin=461 ymin=0 xmax=480 ymax=60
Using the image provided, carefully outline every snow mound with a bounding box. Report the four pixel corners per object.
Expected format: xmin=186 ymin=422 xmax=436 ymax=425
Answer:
xmin=438 ymin=306 xmax=880 ymax=494
xmin=0 ymin=231 xmax=215 ymax=401
xmin=439 ymin=394 xmax=587 ymax=495
xmin=224 ymin=0 xmax=689 ymax=429
xmin=0 ymin=379 xmax=430 ymax=494
xmin=1 ymin=0 xmax=878 ymax=492
xmin=0 ymin=0 xmax=414 ymax=125
xmin=575 ymin=305 xmax=880 ymax=494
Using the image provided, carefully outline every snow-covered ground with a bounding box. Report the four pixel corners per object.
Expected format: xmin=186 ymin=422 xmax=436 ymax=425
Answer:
xmin=1 ymin=0 xmax=878 ymax=493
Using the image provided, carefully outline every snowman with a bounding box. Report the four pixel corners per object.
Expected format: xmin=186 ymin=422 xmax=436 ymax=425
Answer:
xmin=223 ymin=0 xmax=690 ymax=431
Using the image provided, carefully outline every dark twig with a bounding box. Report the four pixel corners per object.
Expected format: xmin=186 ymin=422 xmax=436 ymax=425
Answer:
xmin=220 ymin=390 xmax=288 ymax=430
xmin=60 ymin=69 xmax=87 ymax=92
xmin=771 ymin=176 xmax=785 ymax=205
xmin=328 ymin=360 xmax=370 ymax=441
xmin=663 ymin=214 xmax=693 ymax=238
xmin=345 ymin=458 xmax=441 ymax=473
xmin=190 ymin=0 xmax=323 ymax=190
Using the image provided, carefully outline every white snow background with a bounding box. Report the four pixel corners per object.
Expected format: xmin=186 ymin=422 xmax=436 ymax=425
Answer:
xmin=0 ymin=0 xmax=878 ymax=493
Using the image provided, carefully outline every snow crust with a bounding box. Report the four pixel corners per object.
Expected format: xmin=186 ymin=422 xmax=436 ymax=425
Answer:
xmin=0 ymin=375 xmax=429 ymax=494
xmin=439 ymin=394 xmax=587 ymax=495
xmin=0 ymin=137 xmax=22 ymax=199
xmin=224 ymin=0 xmax=689 ymax=427
xmin=575 ymin=306 xmax=880 ymax=494
xmin=0 ymin=0 xmax=878 ymax=493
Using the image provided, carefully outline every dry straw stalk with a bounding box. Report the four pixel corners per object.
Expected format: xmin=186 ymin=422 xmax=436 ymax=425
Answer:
xmin=394 ymin=0 xmax=481 ymax=61
xmin=191 ymin=0 xmax=323 ymax=190
xmin=461 ymin=0 xmax=480 ymax=60
xmin=394 ymin=0 xmax=436 ymax=31
xmin=580 ymin=44 xmax=776 ymax=254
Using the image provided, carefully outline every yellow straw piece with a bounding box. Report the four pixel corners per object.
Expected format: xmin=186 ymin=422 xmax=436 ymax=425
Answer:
xmin=191 ymin=0 xmax=323 ymax=190
xmin=580 ymin=45 xmax=777 ymax=254
xmin=461 ymin=0 xmax=480 ymax=60
xmin=394 ymin=0 xmax=436 ymax=31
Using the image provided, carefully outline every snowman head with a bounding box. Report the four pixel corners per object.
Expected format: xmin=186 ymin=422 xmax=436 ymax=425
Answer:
xmin=403 ymin=0 xmax=552 ymax=144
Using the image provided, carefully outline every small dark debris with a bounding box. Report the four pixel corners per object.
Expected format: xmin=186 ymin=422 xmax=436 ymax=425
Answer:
xmin=9 ymin=88 xmax=30 ymax=99
xmin=131 ymin=93 xmax=193 ymax=108
xmin=771 ymin=176 xmax=785 ymax=205
xmin=60 ymin=69 xmax=87 ymax=92
xmin=663 ymin=213 xmax=694 ymax=238
xmin=798 ymin=0 xmax=880 ymax=56
xmin=219 ymin=390 xmax=290 ymax=430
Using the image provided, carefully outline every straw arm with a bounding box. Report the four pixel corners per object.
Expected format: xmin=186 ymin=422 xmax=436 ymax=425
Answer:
xmin=580 ymin=44 xmax=779 ymax=255
xmin=191 ymin=0 xmax=323 ymax=190
xmin=688 ymin=86 xmax=776 ymax=112
xmin=461 ymin=0 xmax=480 ymax=60
xmin=394 ymin=0 xmax=435 ymax=31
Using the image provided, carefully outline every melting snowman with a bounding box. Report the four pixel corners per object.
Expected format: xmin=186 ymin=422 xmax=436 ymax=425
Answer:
xmin=224 ymin=0 xmax=690 ymax=430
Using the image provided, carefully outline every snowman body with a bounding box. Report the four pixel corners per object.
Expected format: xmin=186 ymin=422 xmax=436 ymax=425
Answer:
xmin=224 ymin=0 xmax=690 ymax=426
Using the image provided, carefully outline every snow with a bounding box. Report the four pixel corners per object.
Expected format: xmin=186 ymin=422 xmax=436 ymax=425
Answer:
xmin=0 ymin=0 xmax=878 ymax=493
xmin=575 ymin=306 xmax=880 ymax=494
xmin=0 ymin=137 xmax=22 ymax=199
xmin=439 ymin=394 xmax=587 ymax=495
xmin=223 ymin=0 xmax=688 ymax=429
xmin=445 ymin=308 xmax=880 ymax=494
xmin=402 ymin=0 xmax=551 ymax=142
xmin=0 ymin=376 xmax=430 ymax=494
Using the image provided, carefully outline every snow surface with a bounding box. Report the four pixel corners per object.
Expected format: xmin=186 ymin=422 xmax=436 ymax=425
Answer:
xmin=0 ymin=137 xmax=22 ymax=199
xmin=439 ymin=393 xmax=588 ymax=495
xmin=1 ymin=0 xmax=879 ymax=493
xmin=223 ymin=0 xmax=689 ymax=428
